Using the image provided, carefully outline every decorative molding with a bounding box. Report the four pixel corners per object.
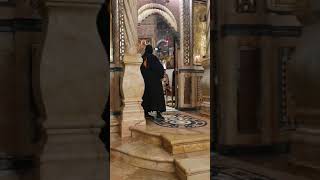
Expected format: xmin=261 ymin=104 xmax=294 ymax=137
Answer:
xmin=138 ymin=3 xmax=177 ymax=29
xmin=184 ymin=76 xmax=192 ymax=105
xmin=197 ymin=76 xmax=202 ymax=106
xmin=0 ymin=18 xmax=42 ymax=32
xmin=222 ymin=24 xmax=302 ymax=37
xmin=118 ymin=0 xmax=125 ymax=61
xmin=181 ymin=0 xmax=193 ymax=65
xmin=110 ymin=66 xmax=124 ymax=72
xmin=138 ymin=8 xmax=178 ymax=31
xmin=278 ymin=47 xmax=295 ymax=129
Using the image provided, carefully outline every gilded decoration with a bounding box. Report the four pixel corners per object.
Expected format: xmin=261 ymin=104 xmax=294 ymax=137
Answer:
xmin=193 ymin=3 xmax=207 ymax=66
xmin=119 ymin=0 xmax=125 ymax=60
xmin=181 ymin=0 xmax=192 ymax=65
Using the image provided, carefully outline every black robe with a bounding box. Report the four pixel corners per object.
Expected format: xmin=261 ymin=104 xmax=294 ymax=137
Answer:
xmin=96 ymin=3 xmax=109 ymax=151
xmin=141 ymin=54 xmax=166 ymax=112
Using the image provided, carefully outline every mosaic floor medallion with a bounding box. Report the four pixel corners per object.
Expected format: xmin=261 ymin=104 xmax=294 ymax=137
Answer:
xmin=149 ymin=112 xmax=207 ymax=128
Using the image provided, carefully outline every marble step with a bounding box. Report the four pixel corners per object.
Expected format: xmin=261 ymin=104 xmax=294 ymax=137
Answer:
xmin=111 ymin=141 xmax=175 ymax=172
xmin=162 ymin=134 xmax=210 ymax=155
xmin=130 ymin=127 xmax=162 ymax=146
xmin=175 ymin=157 xmax=210 ymax=180
xmin=111 ymin=159 xmax=179 ymax=180
xmin=130 ymin=127 xmax=210 ymax=155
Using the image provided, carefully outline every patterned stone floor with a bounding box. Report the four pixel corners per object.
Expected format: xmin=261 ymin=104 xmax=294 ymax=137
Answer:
xmin=143 ymin=110 xmax=210 ymax=136
xmin=149 ymin=111 xmax=208 ymax=128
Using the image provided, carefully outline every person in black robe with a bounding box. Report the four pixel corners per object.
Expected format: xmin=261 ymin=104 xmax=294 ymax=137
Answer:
xmin=96 ymin=2 xmax=109 ymax=151
xmin=141 ymin=45 xmax=166 ymax=119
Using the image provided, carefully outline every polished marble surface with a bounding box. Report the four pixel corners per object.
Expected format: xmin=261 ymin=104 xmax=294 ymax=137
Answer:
xmin=111 ymin=160 xmax=178 ymax=180
xmin=110 ymin=109 xmax=211 ymax=179
xmin=150 ymin=112 xmax=208 ymax=128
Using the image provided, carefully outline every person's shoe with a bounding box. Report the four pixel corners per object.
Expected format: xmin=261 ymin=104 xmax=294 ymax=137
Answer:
xmin=144 ymin=112 xmax=153 ymax=119
xmin=156 ymin=112 xmax=165 ymax=120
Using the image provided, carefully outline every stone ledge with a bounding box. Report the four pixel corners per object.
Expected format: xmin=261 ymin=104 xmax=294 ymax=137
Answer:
xmin=162 ymin=134 xmax=209 ymax=144
xmin=111 ymin=142 xmax=175 ymax=172
xmin=175 ymin=157 xmax=210 ymax=180
xmin=161 ymin=134 xmax=210 ymax=155
xmin=130 ymin=127 xmax=162 ymax=145
xmin=111 ymin=141 xmax=173 ymax=163
xmin=130 ymin=126 xmax=161 ymax=137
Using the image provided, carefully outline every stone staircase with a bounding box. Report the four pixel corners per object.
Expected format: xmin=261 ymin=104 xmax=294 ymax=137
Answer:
xmin=111 ymin=126 xmax=210 ymax=180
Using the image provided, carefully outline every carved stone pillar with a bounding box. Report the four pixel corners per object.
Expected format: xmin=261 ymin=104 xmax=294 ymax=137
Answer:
xmin=110 ymin=0 xmax=123 ymax=134
xmin=178 ymin=0 xmax=204 ymax=110
xmin=200 ymin=58 xmax=210 ymax=116
xmin=120 ymin=0 xmax=145 ymax=137
xmin=200 ymin=0 xmax=211 ymax=116
xmin=39 ymin=0 xmax=108 ymax=179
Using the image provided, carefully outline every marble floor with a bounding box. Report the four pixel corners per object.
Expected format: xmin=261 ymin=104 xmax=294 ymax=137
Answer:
xmin=143 ymin=110 xmax=211 ymax=136
xmin=111 ymin=160 xmax=179 ymax=180
xmin=111 ymin=108 xmax=316 ymax=180
xmin=110 ymin=108 xmax=210 ymax=180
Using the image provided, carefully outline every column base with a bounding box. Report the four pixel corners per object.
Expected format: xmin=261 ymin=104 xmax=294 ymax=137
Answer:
xmin=40 ymin=128 xmax=108 ymax=180
xmin=121 ymin=102 xmax=146 ymax=138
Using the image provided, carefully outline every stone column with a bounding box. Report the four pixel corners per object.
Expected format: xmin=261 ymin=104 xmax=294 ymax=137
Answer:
xmin=200 ymin=0 xmax=211 ymax=116
xmin=39 ymin=0 xmax=108 ymax=179
xmin=110 ymin=0 xmax=123 ymax=134
xmin=120 ymin=0 xmax=145 ymax=138
xmin=178 ymin=0 xmax=204 ymax=110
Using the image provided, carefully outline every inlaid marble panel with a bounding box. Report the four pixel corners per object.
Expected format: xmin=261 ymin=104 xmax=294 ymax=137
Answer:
xmin=184 ymin=76 xmax=192 ymax=105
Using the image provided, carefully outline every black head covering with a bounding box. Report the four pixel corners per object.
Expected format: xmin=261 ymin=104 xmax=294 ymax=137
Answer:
xmin=96 ymin=2 xmax=109 ymax=55
xmin=143 ymin=45 xmax=153 ymax=58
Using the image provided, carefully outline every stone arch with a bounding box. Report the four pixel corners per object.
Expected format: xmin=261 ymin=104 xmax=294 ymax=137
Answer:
xmin=138 ymin=3 xmax=177 ymax=25
xmin=156 ymin=39 xmax=167 ymax=47
xmin=138 ymin=4 xmax=178 ymax=32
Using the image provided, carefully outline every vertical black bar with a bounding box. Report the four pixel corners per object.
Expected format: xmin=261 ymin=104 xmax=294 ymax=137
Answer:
xmin=211 ymin=0 xmax=219 ymax=151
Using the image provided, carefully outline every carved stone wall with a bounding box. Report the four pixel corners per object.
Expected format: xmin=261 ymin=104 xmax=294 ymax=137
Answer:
xmin=216 ymin=0 xmax=302 ymax=147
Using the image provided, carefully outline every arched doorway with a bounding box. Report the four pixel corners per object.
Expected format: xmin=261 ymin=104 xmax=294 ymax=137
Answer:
xmin=137 ymin=3 xmax=180 ymax=108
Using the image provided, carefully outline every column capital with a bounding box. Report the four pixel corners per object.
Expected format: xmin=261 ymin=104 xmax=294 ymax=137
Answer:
xmin=123 ymin=54 xmax=143 ymax=64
